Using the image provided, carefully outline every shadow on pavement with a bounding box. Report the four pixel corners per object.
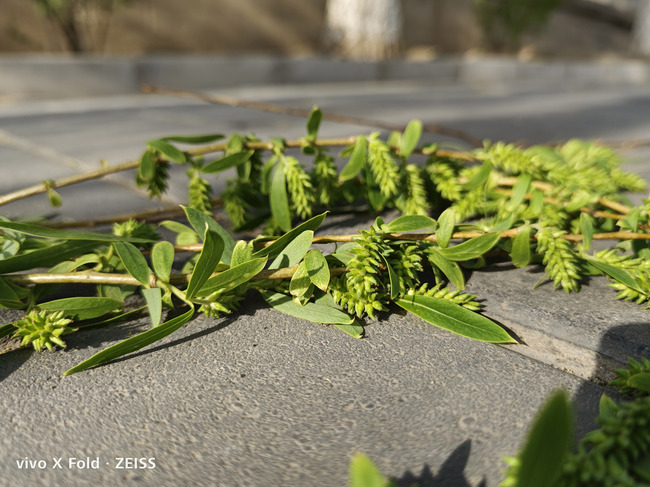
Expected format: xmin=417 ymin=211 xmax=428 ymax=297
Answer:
xmin=396 ymin=440 xmax=485 ymax=487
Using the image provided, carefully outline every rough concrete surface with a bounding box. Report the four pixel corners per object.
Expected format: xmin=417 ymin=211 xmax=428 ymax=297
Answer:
xmin=1 ymin=63 xmax=649 ymax=486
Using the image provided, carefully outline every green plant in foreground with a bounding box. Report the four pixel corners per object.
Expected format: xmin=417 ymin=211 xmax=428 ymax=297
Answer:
xmin=501 ymin=357 xmax=650 ymax=487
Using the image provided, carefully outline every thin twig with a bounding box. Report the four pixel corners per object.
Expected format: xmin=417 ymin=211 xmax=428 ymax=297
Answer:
xmin=142 ymin=84 xmax=484 ymax=148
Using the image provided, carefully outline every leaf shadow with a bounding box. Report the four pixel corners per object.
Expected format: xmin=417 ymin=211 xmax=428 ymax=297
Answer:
xmin=0 ymin=347 xmax=33 ymax=383
xmin=395 ymin=440 xmax=485 ymax=487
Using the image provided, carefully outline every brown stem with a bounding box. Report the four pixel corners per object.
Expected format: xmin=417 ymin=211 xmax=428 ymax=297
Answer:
xmin=142 ymin=84 xmax=484 ymax=148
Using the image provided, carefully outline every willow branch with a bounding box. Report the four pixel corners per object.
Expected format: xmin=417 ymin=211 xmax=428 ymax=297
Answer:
xmin=142 ymin=84 xmax=484 ymax=148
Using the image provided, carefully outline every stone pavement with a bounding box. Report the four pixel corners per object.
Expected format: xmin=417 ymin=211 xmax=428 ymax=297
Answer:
xmin=1 ymin=63 xmax=650 ymax=486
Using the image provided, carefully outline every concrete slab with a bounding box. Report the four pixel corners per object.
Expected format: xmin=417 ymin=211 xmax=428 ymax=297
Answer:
xmin=0 ymin=77 xmax=648 ymax=486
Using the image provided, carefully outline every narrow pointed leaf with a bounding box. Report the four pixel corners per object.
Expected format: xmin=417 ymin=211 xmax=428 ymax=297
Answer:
xmin=516 ymin=391 xmax=573 ymax=487
xmin=313 ymin=291 xmax=364 ymax=338
xmin=261 ymin=291 xmax=354 ymax=325
xmin=196 ymin=257 xmax=267 ymax=297
xmin=382 ymin=215 xmax=437 ymax=233
xmin=437 ymin=232 xmax=500 ymax=261
xmin=0 ymin=221 xmax=155 ymax=243
xmin=186 ymin=229 xmax=224 ymax=300
xmin=253 ymin=212 xmax=327 ymax=260
xmin=436 ymin=208 xmax=455 ymax=248
xmin=202 ymin=150 xmax=254 ymax=174
xmin=339 ymin=136 xmax=367 ymax=182
xmin=183 ymin=206 xmax=235 ymax=265
xmin=0 ymin=277 xmax=24 ymax=309
xmin=64 ymin=307 xmax=195 ymax=375
xmin=269 ymin=230 xmax=314 ymax=269
xmin=141 ymin=288 xmax=161 ymax=327
xmin=509 ymin=174 xmax=532 ymax=209
xmin=270 ymin=159 xmax=291 ymax=232
xmin=427 ymin=248 xmax=465 ymax=290
xmin=396 ymin=294 xmax=515 ymax=343
xmin=512 ymin=225 xmax=532 ymax=268
xmin=159 ymin=134 xmax=224 ymax=144
xmin=582 ymin=254 xmax=645 ymax=293
xmin=114 ymin=241 xmax=151 ymax=286
xmin=304 ymin=249 xmax=330 ymax=291
xmin=147 ymin=139 xmax=186 ymax=163
xmin=380 ymin=254 xmax=400 ymax=300
xmin=0 ymin=322 xmax=17 ymax=340
xmin=400 ymin=119 xmax=422 ymax=159
xmin=39 ymin=297 xmax=122 ymax=321
xmin=0 ymin=240 xmax=99 ymax=274
xmin=152 ymin=241 xmax=174 ymax=283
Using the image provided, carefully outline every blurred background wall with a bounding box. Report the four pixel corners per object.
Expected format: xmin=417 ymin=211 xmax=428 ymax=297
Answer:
xmin=0 ymin=0 xmax=643 ymax=58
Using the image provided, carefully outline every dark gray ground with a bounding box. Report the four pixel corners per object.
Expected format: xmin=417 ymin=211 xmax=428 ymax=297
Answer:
xmin=1 ymin=68 xmax=649 ymax=486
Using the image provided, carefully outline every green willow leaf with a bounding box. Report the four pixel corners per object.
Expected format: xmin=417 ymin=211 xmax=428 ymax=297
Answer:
xmin=186 ymin=229 xmax=224 ymax=300
xmin=436 ymin=208 xmax=455 ymax=249
xmin=306 ymin=106 xmax=322 ymax=138
xmin=270 ymin=158 xmax=292 ymax=232
xmin=396 ymin=295 xmax=515 ymax=343
xmin=427 ymin=248 xmax=465 ymax=290
xmin=508 ymin=174 xmax=532 ymax=210
xmin=290 ymin=262 xmax=312 ymax=298
xmin=580 ymin=212 xmax=595 ymax=251
xmin=159 ymin=134 xmax=224 ymax=144
xmin=142 ymin=287 xmax=162 ymax=327
xmin=64 ymin=307 xmax=195 ymax=375
xmin=39 ymin=297 xmax=122 ymax=321
xmin=138 ymin=149 xmax=156 ymax=181
xmin=0 ymin=221 xmax=155 ymax=243
xmin=231 ymin=240 xmax=254 ymax=267
xmin=202 ymin=150 xmax=254 ymax=174
xmin=400 ymin=120 xmax=422 ymax=159
xmin=313 ymin=290 xmax=364 ymax=338
xmin=436 ymin=232 xmax=500 ymax=261
xmin=0 ymin=277 xmax=24 ymax=309
xmin=254 ymin=212 xmax=327 ymax=260
xmin=196 ymin=257 xmax=267 ymax=297
xmin=269 ymin=230 xmax=313 ymax=270
xmin=512 ymin=225 xmax=532 ymax=268
xmin=464 ymin=161 xmax=492 ymax=190
xmin=182 ymin=206 xmax=235 ymax=265
xmin=0 ymin=240 xmax=99 ymax=274
xmin=152 ymin=241 xmax=174 ymax=283
xmin=304 ymin=249 xmax=330 ymax=292
xmin=380 ymin=253 xmax=400 ymax=300
xmin=382 ymin=215 xmax=437 ymax=233
xmin=516 ymin=391 xmax=573 ymax=487
xmin=349 ymin=452 xmax=396 ymax=487
xmin=582 ymin=254 xmax=645 ymax=293
xmin=0 ymin=322 xmax=16 ymax=340
xmin=261 ymin=291 xmax=354 ymax=325
xmin=339 ymin=136 xmax=367 ymax=182
xmin=114 ymin=241 xmax=151 ymax=286
xmin=147 ymin=139 xmax=186 ymax=163
xmin=47 ymin=187 xmax=62 ymax=207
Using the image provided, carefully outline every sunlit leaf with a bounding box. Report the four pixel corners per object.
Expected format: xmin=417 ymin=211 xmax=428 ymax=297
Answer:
xmin=436 ymin=208 xmax=455 ymax=248
xmin=253 ymin=212 xmax=327 ymax=260
xmin=270 ymin=158 xmax=291 ymax=232
xmin=183 ymin=206 xmax=235 ymax=265
xmin=304 ymin=249 xmax=330 ymax=292
xmin=396 ymin=294 xmax=515 ymax=343
xmin=202 ymin=150 xmax=254 ymax=174
xmin=186 ymin=229 xmax=224 ymax=300
xmin=339 ymin=136 xmax=367 ymax=182
xmin=400 ymin=119 xmax=422 ymax=159
xmin=436 ymin=232 xmax=500 ymax=261
xmin=511 ymin=225 xmax=531 ymax=268
xmin=0 ymin=221 xmax=155 ymax=243
xmin=151 ymin=241 xmax=174 ymax=283
xmin=580 ymin=213 xmax=594 ymax=251
xmin=382 ymin=215 xmax=437 ymax=233
xmin=196 ymin=257 xmax=267 ymax=297
xmin=147 ymin=139 xmax=186 ymax=163
xmin=290 ymin=262 xmax=312 ymax=298
xmin=427 ymin=248 xmax=465 ymax=290
xmin=306 ymin=106 xmax=322 ymax=138
xmin=269 ymin=230 xmax=313 ymax=269
xmin=64 ymin=307 xmax=195 ymax=375
xmin=261 ymin=291 xmax=354 ymax=325
xmin=349 ymin=452 xmax=395 ymax=487
xmin=114 ymin=241 xmax=151 ymax=286
xmin=39 ymin=297 xmax=122 ymax=321
xmin=159 ymin=134 xmax=224 ymax=144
